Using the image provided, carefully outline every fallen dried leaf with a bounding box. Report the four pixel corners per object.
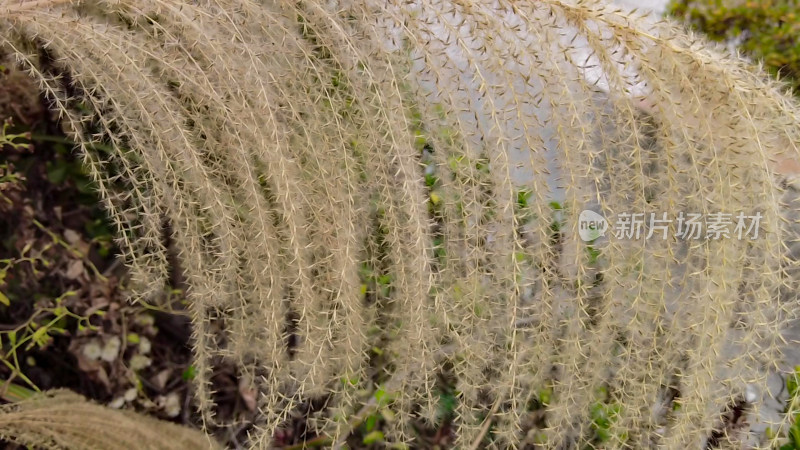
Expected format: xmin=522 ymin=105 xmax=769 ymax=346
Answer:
xmin=100 ymin=336 xmax=120 ymax=362
xmin=64 ymin=259 xmax=84 ymax=280
xmin=239 ymin=378 xmax=258 ymax=411
xmin=151 ymin=369 xmax=172 ymax=391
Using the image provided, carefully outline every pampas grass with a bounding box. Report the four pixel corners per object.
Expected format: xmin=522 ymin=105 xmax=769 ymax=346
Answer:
xmin=2 ymin=0 xmax=799 ymax=447
xmin=0 ymin=389 xmax=219 ymax=449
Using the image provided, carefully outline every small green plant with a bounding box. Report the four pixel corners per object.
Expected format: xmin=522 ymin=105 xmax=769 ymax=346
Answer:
xmin=0 ymin=120 xmax=109 ymax=390
xmin=0 ymin=118 xmax=30 ymax=150
xmin=0 ymin=118 xmax=29 ymax=206
xmin=0 ymin=290 xmax=102 ymax=391
xmin=773 ymin=366 xmax=800 ymax=449
xmin=588 ymin=386 xmax=624 ymax=446
xmin=0 ymin=221 xmax=107 ymax=391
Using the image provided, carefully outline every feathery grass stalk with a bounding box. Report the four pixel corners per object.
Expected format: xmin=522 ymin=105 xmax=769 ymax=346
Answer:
xmin=0 ymin=390 xmax=220 ymax=449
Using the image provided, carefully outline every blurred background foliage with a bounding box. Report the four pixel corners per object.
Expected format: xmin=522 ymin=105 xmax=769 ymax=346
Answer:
xmin=669 ymin=0 xmax=800 ymax=93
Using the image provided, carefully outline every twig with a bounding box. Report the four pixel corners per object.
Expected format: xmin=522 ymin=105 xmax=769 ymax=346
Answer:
xmin=467 ymin=397 xmax=502 ymax=450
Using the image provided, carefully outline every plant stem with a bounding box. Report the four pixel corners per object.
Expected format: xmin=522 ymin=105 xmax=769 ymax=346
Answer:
xmin=467 ymin=397 xmax=502 ymax=450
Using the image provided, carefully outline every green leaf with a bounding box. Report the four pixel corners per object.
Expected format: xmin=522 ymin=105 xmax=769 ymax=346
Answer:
xmin=0 ymin=291 xmax=9 ymax=307
xmin=374 ymin=386 xmax=387 ymax=404
xmin=787 ymin=366 xmax=800 ymax=398
xmin=46 ymin=162 xmax=69 ymax=184
xmin=516 ymin=190 xmax=532 ymax=209
xmin=365 ymin=413 xmax=378 ymax=432
xmin=538 ymin=387 xmax=552 ymax=406
xmin=30 ymin=327 xmax=49 ymax=349
xmin=0 ymin=380 xmax=35 ymax=402
xmin=437 ymin=390 xmax=457 ymax=421
xmin=182 ymin=365 xmax=197 ymax=381
xmin=362 ymin=430 xmax=384 ymax=445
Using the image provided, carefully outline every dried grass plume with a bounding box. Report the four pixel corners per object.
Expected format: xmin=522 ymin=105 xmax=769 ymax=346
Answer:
xmin=2 ymin=0 xmax=800 ymax=448
xmin=0 ymin=389 xmax=220 ymax=449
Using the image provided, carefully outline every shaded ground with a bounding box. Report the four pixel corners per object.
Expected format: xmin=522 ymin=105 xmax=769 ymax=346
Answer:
xmin=0 ymin=64 xmax=246 ymax=446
